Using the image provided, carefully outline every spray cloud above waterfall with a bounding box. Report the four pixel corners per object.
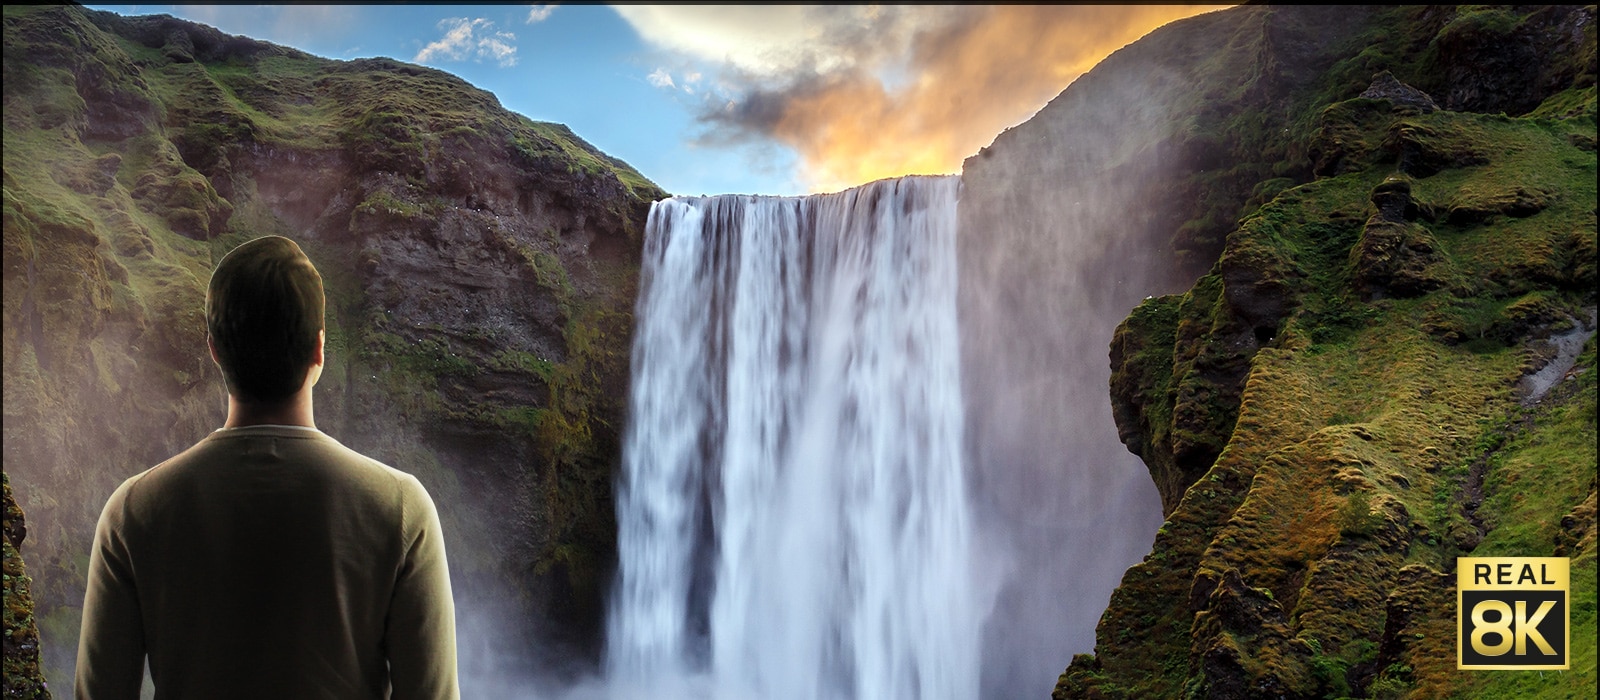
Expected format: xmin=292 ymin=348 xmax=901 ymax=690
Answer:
xmin=617 ymin=4 xmax=1229 ymax=193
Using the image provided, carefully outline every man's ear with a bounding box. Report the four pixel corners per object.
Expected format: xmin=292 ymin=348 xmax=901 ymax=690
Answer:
xmin=303 ymin=329 xmax=327 ymax=391
xmin=208 ymin=334 xmax=220 ymax=366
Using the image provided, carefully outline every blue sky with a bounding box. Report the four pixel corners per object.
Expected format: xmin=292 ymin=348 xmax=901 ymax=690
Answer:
xmin=84 ymin=5 xmax=1227 ymax=197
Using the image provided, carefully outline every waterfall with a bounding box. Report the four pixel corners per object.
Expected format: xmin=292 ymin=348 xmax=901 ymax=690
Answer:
xmin=608 ymin=176 xmax=977 ymax=700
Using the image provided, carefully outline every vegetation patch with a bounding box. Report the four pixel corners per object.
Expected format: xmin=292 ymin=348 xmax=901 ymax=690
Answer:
xmin=1065 ymin=14 xmax=1595 ymax=693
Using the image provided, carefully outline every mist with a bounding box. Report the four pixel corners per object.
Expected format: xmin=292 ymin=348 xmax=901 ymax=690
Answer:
xmin=469 ymin=9 xmax=1223 ymax=697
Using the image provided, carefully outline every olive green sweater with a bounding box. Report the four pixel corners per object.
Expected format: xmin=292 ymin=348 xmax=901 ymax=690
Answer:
xmin=76 ymin=425 xmax=458 ymax=699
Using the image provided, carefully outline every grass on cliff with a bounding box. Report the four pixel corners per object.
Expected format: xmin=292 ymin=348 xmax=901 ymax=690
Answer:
xmin=1068 ymin=83 xmax=1596 ymax=699
xmin=1431 ymin=337 xmax=1597 ymax=699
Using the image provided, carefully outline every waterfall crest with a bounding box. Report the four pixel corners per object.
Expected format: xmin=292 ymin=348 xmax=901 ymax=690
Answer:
xmin=608 ymin=176 xmax=978 ymax=700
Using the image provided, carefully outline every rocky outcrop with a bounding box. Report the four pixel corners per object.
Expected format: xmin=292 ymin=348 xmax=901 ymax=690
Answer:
xmin=3 ymin=4 xmax=663 ymax=684
xmin=1359 ymin=71 xmax=1439 ymax=113
xmin=1424 ymin=5 xmax=1597 ymax=116
xmin=3 ymin=473 xmax=50 ymax=700
xmin=1351 ymin=177 xmax=1450 ymax=300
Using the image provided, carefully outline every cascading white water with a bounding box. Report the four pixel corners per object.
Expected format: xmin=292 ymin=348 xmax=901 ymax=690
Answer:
xmin=608 ymin=176 xmax=977 ymax=700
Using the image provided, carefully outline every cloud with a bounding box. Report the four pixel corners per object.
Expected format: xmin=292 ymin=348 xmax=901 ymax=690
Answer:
xmin=527 ymin=4 xmax=556 ymax=24
xmin=646 ymin=68 xmax=676 ymax=89
xmin=614 ymin=5 xmax=949 ymax=80
xmin=615 ymin=5 xmax=1230 ymax=193
xmin=415 ymin=17 xmax=519 ymax=68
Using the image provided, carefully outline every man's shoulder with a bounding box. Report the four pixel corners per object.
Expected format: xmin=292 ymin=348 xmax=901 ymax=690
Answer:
xmin=122 ymin=426 xmax=426 ymax=506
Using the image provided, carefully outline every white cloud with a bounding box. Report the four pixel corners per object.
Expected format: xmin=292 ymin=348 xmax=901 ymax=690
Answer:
xmin=479 ymin=34 xmax=517 ymax=66
xmin=414 ymin=17 xmax=518 ymax=68
xmin=610 ymin=5 xmax=960 ymax=78
xmin=646 ymin=67 xmax=676 ymax=89
xmin=527 ymin=4 xmax=557 ymax=24
xmin=414 ymin=18 xmax=483 ymax=62
xmin=611 ymin=4 xmax=1229 ymax=192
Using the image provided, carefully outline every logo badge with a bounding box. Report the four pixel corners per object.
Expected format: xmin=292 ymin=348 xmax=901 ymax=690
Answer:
xmin=1457 ymin=557 xmax=1569 ymax=670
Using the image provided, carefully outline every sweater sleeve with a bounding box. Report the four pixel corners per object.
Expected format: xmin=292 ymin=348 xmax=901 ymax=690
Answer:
xmin=76 ymin=479 xmax=146 ymax=699
xmin=385 ymin=475 xmax=459 ymax=700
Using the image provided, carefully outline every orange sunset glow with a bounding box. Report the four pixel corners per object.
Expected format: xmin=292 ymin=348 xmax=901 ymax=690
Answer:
xmin=771 ymin=6 xmax=1230 ymax=192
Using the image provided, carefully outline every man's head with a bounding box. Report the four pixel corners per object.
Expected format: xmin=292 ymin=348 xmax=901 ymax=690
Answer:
xmin=206 ymin=236 xmax=326 ymax=403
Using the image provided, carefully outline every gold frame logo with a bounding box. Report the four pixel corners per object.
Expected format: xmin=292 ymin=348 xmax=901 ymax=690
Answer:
xmin=1457 ymin=557 xmax=1570 ymax=670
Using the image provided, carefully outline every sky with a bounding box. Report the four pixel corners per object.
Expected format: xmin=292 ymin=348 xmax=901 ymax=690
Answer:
xmin=84 ymin=4 xmax=1230 ymax=197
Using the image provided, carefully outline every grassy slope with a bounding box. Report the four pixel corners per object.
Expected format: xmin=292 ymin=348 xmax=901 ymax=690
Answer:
xmin=1064 ymin=9 xmax=1597 ymax=698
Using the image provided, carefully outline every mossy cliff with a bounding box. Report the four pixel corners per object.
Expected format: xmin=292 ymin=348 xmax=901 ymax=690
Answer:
xmin=1052 ymin=5 xmax=1596 ymax=699
xmin=4 ymin=473 xmax=51 ymax=699
xmin=3 ymin=4 xmax=663 ymax=684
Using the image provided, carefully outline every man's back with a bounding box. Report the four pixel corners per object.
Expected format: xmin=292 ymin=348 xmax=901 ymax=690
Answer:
xmin=77 ymin=425 xmax=457 ymax=699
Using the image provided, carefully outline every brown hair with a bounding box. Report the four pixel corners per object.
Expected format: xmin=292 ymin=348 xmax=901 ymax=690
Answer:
xmin=206 ymin=236 xmax=325 ymax=403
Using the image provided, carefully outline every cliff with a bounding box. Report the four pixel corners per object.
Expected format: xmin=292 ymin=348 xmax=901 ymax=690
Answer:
xmin=1030 ymin=5 xmax=1596 ymax=698
xmin=3 ymin=473 xmax=50 ymax=699
xmin=3 ymin=4 xmax=663 ymax=684
xmin=959 ymin=7 xmax=1395 ymax=692
xmin=5 ymin=3 xmax=1596 ymax=697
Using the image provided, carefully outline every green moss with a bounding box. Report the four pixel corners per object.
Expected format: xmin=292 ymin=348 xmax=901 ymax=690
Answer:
xmin=1435 ymin=6 xmax=1525 ymax=45
xmin=1529 ymin=87 xmax=1598 ymax=120
xmin=509 ymin=242 xmax=575 ymax=302
xmin=352 ymin=189 xmax=434 ymax=225
xmin=490 ymin=349 xmax=556 ymax=382
xmin=1069 ymin=44 xmax=1596 ymax=696
xmin=1113 ymin=295 xmax=1182 ymax=442
xmin=518 ymin=118 xmax=662 ymax=200
xmin=2 ymin=473 xmax=51 ymax=700
xmin=365 ymin=331 xmax=477 ymax=381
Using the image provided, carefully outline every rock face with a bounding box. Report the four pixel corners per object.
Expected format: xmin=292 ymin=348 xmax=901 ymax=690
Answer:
xmin=3 ymin=473 xmax=51 ymax=700
xmin=1052 ymin=5 xmax=1596 ymax=699
xmin=1359 ymin=71 xmax=1439 ymax=113
xmin=3 ymin=5 xmax=663 ymax=685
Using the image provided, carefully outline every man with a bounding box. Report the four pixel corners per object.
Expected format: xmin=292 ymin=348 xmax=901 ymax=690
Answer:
xmin=76 ymin=236 xmax=459 ymax=699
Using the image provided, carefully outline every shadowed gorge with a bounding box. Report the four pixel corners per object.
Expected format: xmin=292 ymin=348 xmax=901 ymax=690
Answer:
xmin=3 ymin=4 xmax=1596 ymax=700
